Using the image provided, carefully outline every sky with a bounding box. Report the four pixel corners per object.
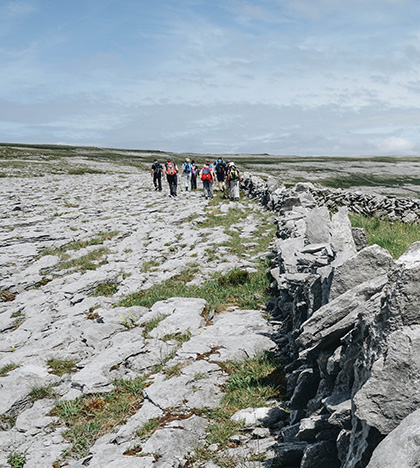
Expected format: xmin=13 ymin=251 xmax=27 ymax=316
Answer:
xmin=1 ymin=0 xmax=420 ymax=156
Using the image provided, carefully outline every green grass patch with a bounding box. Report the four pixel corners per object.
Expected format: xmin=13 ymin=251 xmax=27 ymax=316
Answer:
xmin=7 ymin=450 xmax=27 ymax=468
xmin=116 ymin=260 xmax=271 ymax=313
xmin=52 ymin=376 xmax=147 ymax=460
xmin=162 ymin=362 xmax=187 ymax=378
xmin=219 ymin=352 xmax=286 ymax=410
xmin=67 ymin=167 xmax=106 ymax=175
xmin=136 ymin=417 xmax=160 ymax=440
xmin=47 ymin=359 xmax=77 ymax=377
xmin=318 ymin=174 xmax=420 ymax=190
xmin=29 ymin=385 xmax=56 ymax=402
xmin=142 ymin=259 xmax=162 ymax=272
xmin=142 ymin=314 xmax=169 ymax=338
xmin=349 ymin=214 xmax=420 ymax=259
xmin=41 ymin=231 xmax=119 ymax=257
xmin=91 ymin=281 xmax=119 ymax=297
xmin=60 ymin=247 xmax=110 ymax=273
xmin=189 ymin=352 xmax=286 ymax=466
xmin=0 ymin=363 xmax=19 ymax=377
xmin=0 ymin=415 xmax=16 ymax=431
xmin=161 ymin=330 xmax=192 ymax=344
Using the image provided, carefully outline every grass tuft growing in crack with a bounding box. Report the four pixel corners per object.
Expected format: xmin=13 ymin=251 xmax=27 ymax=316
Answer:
xmin=51 ymin=376 xmax=147 ymax=460
xmin=0 ymin=363 xmax=19 ymax=377
xmin=187 ymin=352 xmax=287 ymax=466
xmin=47 ymin=358 xmax=77 ymax=377
xmin=60 ymin=247 xmax=110 ymax=273
xmin=91 ymin=281 xmax=119 ymax=297
xmin=40 ymin=231 xmax=119 ymax=257
xmin=116 ymin=259 xmax=271 ymax=313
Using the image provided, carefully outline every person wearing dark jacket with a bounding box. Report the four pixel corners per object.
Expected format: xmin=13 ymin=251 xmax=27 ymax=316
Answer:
xmin=151 ymin=159 xmax=163 ymax=191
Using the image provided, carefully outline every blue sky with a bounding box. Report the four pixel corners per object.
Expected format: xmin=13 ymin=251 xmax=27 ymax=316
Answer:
xmin=1 ymin=0 xmax=420 ymax=155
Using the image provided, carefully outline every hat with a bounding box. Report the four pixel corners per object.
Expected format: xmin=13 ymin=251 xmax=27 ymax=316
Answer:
xmin=228 ymin=162 xmax=234 ymax=166
xmin=167 ymin=157 xmax=172 ymax=162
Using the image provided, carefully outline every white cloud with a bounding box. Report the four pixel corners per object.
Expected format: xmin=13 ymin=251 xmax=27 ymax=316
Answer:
xmin=376 ymin=136 xmax=415 ymax=154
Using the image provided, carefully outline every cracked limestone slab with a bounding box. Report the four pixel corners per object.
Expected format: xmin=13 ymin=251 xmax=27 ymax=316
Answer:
xmin=147 ymin=297 xmax=207 ymax=339
xmin=177 ymin=308 xmax=275 ymax=362
xmin=144 ymin=367 xmax=224 ymax=410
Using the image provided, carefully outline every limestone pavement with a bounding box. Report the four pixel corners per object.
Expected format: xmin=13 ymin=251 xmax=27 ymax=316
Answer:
xmin=0 ymin=163 xmax=278 ymax=468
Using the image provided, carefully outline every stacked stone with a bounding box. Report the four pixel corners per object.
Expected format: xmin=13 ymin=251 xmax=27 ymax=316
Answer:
xmin=241 ymin=173 xmax=420 ymax=224
xmin=309 ymin=187 xmax=420 ymax=224
xmin=241 ymin=174 xmax=420 ymax=468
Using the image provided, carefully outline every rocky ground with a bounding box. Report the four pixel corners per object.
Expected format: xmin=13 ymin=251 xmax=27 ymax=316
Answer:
xmin=0 ymin=160 xmax=284 ymax=467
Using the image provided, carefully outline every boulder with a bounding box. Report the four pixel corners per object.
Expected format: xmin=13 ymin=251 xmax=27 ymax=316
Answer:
xmin=305 ymin=208 xmax=331 ymax=244
xmin=296 ymin=275 xmax=387 ymax=353
xmin=230 ymin=406 xmax=288 ymax=427
xmin=328 ymin=244 xmax=394 ymax=300
xmin=329 ymin=207 xmax=357 ymax=265
xmin=300 ymin=440 xmax=341 ymax=468
xmin=354 ymin=326 xmax=420 ymax=435
xmin=366 ymin=408 xmax=420 ymax=468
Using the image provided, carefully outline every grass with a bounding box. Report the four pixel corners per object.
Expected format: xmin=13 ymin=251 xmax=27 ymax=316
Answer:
xmin=91 ymin=281 xmax=119 ymax=297
xmin=142 ymin=259 xmax=162 ymax=272
xmin=136 ymin=418 xmax=160 ymax=440
xmin=67 ymin=167 xmax=105 ymax=175
xmin=29 ymin=385 xmax=56 ymax=402
xmin=161 ymin=330 xmax=192 ymax=344
xmin=319 ymin=174 xmax=420 ymax=189
xmin=0 ymin=415 xmax=16 ymax=431
xmin=219 ymin=353 xmax=286 ymax=409
xmin=120 ymin=311 xmax=137 ymax=329
xmin=47 ymin=358 xmax=77 ymax=377
xmin=162 ymin=362 xmax=187 ymax=378
xmin=142 ymin=314 xmax=169 ymax=338
xmin=11 ymin=315 xmax=25 ymax=330
xmin=7 ymin=451 xmax=27 ymax=468
xmin=40 ymin=231 xmax=119 ymax=257
xmin=188 ymin=352 xmax=286 ymax=466
xmin=0 ymin=363 xmax=19 ymax=377
xmin=349 ymin=214 xmax=420 ymax=259
xmin=0 ymin=290 xmax=16 ymax=302
xmin=52 ymin=376 xmax=147 ymax=460
xmin=60 ymin=247 xmax=110 ymax=273
xmin=116 ymin=260 xmax=271 ymax=313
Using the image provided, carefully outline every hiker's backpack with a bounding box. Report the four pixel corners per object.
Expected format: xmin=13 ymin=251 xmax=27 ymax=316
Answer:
xmin=201 ymin=165 xmax=212 ymax=181
xmin=153 ymin=163 xmax=162 ymax=175
xmin=216 ymin=160 xmax=226 ymax=174
xmin=228 ymin=167 xmax=239 ymax=181
xmin=183 ymin=162 xmax=192 ymax=174
xmin=166 ymin=162 xmax=177 ymax=176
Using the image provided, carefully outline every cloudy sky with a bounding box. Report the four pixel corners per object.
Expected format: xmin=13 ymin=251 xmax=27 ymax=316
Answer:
xmin=1 ymin=0 xmax=420 ymax=155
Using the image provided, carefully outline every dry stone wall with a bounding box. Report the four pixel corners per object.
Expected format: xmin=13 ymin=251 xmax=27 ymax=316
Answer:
xmin=243 ymin=173 xmax=420 ymax=223
xmin=310 ymin=186 xmax=420 ymax=224
xmin=241 ymin=173 xmax=420 ymax=468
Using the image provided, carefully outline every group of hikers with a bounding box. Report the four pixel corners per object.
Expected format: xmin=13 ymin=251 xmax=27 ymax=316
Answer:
xmin=150 ymin=156 xmax=242 ymax=200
